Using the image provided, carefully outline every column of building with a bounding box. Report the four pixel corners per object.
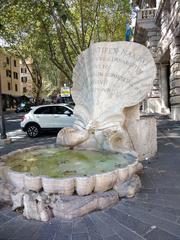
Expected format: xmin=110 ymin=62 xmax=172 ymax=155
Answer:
xmin=145 ymin=29 xmax=161 ymax=113
xmin=160 ymin=64 xmax=170 ymax=113
xmin=147 ymin=1 xmax=162 ymax=113
xmin=166 ymin=0 xmax=180 ymax=119
xmin=169 ymin=37 xmax=180 ymax=120
xmin=158 ymin=2 xmax=171 ymax=114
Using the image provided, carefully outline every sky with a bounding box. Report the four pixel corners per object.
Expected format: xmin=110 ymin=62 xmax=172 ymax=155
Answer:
xmin=0 ymin=37 xmax=9 ymax=47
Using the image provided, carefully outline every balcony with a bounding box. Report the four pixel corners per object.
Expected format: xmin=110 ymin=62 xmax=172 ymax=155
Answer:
xmin=134 ymin=8 xmax=158 ymax=44
xmin=136 ymin=8 xmax=157 ymax=29
xmin=138 ymin=8 xmax=157 ymax=20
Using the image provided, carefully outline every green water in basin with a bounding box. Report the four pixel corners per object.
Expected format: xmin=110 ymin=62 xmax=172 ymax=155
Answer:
xmin=6 ymin=148 xmax=135 ymax=178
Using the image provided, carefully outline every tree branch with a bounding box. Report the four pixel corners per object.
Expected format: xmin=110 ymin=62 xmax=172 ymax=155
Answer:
xmin=40 ymin=18 xmax=72 ymax=81
xmin=47 ymin=0 xmax=73 ymax=72
xmin=79 ymin=0 xmax=85 ymax=50
xmin=88 ymin=0 xmax=100 ymax=47
xmin=62 ymin=0 xmax=82 ymax=50
xmin=61 ymin=21 xmax=80 ymax=55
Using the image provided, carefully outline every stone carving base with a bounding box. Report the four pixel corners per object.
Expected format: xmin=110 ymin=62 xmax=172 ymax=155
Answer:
xmin=51 ymin=191 xmax=119 ymax=220
xmin=113 ymin=175 xmax=142 ymax=198
xmin=127 ymin=117 xmax=157 ymax=161
xmin=0 ymin=180 xmax=14 ymax=202
xmin=0 ymin=174 xmax=141 ymax=221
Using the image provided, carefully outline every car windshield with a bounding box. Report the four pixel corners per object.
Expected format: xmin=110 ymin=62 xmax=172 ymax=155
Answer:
xmin=67 ymin=103 xmax=75 ymax=109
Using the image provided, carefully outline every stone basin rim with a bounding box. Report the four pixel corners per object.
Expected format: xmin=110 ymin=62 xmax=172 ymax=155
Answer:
xmin=0 ymin=144 xmax=141 ymax=195
xmin=0 ymin=144 xmax=139 ymax=179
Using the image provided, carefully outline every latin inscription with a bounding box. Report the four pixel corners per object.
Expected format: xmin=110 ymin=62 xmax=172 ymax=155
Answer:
xmin=73 ymin=42 xmax=155 ymax=110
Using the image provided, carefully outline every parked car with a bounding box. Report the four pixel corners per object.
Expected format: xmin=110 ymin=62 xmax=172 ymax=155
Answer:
xmin=15 ymin=102 xmax=32 ymax=113
xmin=20 ymin=104 xmax=75 ymax=137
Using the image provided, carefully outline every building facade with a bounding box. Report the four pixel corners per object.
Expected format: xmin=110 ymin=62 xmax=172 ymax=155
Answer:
xmin=134 ymin=0 xmax=180 ymax=119
xmin=20 ymin=60 xmax=33 ymax=98
xmin=0 ymin=50 xmax=33 ymax=109
xmin=0 ymin=50 xmax=21 ymax=108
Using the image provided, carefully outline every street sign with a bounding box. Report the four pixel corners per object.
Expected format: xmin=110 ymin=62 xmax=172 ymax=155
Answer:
xmin=61 ymin=86 xmax=71 ymax=97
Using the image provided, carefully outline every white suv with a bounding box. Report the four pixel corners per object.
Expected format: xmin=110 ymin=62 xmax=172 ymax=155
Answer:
xmin=20 ymin=104 xmax=75 ymax=137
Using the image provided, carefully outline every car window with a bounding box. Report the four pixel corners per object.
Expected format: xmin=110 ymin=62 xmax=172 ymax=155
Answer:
xmin=34 ymin=106 xmax=52 ymax=114
xmin=55 ymin=106 xmax=73 ymax=115
xmin=67 ymin=103 xmax=75 ymax=109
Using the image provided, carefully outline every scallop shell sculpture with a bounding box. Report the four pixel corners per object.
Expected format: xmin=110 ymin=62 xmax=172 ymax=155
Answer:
xmin=57 ymin=41 xmax=156 ymax=150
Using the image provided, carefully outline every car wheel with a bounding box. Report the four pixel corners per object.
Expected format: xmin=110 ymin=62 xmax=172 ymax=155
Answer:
xmin=26 ymin=124 xmax=40 ymax=138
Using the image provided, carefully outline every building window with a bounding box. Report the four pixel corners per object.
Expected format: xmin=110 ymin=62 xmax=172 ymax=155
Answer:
xmin=23 ymin=87 xmax=27 ymax=93
xmin=21 ymin=77 xmax=27 ymax=83
xmin=14 ymin=60 xmax=16 ymax=67
xmin=6 ymin=70 xmax=11 ymax=77
xmin=21 ymin=68 xmax=27 ymax=73
xmin=6 ymin=57 xmax=9 ymax=65
xmin=8 ymin=82 xmax=11 ymax=90
xmin=13 ymin=72 xmax=18 ymax=79
xmin=15 ymin=84 xmax=18 ymax=92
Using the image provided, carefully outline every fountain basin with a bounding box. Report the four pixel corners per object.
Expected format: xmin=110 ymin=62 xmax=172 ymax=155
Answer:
xmin=0 ymin=144 xmax=143 ymax=221
xmin=0 ymin=145 xmax=140 ymax=196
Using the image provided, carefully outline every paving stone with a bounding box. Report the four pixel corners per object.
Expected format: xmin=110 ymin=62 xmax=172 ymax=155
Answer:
xmin=116 ymin=204 xmax=180 ymax=238
xmin=0 ymin=208 xmax=12 ymax=215
xmin=133 ymin=199 xmax=180 ymax=216
xmin=143 ymin=192 xmax=180 ymax=201
xmin=60 ymin=221 xmax=73 ymax=233
xmin=72 ymin=233 xmax=89 ymax=240
xmin=121 ymin=199 xmax=179 ymax=222
xmin=32 ymin=222 xmax=56 ymax=240
xmin=135 ymin=193 xmax=180 ymax=209
xmin=72 ymin=219 xmax=88 ymax=234
xmin=103 ymin=235 xmax=123 ymax=240
xmin=106 ymin=207 xmax=151 ymax=236
xmin=0 ymin=216 xmax=28 ymax=239
xmin=97 ymin=211 xmax=145 ymax=240
xmin=51 ymin=219 xmax=71 ymax=240
xmin=4 ymin=210 xmax=19 ymax=218
xmin=54 ymin=233 xmax=71 ymax=240
xmin=140 ymin=174 xmax=155 ymax=189
xmin=140 ymin=188 xmax=157 ymax=193
xmin=13 ymin=220 xmax=43 ymax=240
xmin=49 ymin=218 xmax=62 ymax=227
xmin=89 ymin=212 xmax=116 ymax=238
xmin=158 ymin=187 xmax=180 ymax=195
xmin=88 ymin=232 xmax=103 ymax=240
xmin=0 ymin=214 xmax=11 ymax=226
xmin=150 ymin=175 xmax=180 ymax=187
xmin=84 ymin=216 xmax=103 ymax=240
xmin=144 ymin=227 xmax=180 ymax=240
xmin=148 ymin=195 xmax=180 ymax=209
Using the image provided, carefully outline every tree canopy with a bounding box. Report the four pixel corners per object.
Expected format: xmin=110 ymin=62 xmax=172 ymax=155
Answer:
xmin=0 ymin=0 xmax=131 ymax=83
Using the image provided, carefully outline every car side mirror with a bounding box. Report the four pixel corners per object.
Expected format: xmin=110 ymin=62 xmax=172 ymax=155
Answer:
xmin=64 ymin=110 xmax=72 ymax=116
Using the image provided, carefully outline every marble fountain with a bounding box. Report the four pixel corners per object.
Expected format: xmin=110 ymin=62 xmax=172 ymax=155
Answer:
xmin=0 ymin=41 xmax=157 ymax=221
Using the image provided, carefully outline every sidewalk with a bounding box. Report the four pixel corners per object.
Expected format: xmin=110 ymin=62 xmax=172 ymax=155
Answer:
xmin=0 ymin=119 xmax=180 ymax=240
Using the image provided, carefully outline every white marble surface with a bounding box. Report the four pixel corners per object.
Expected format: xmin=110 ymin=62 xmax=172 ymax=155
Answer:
xmin=57 ymin=42 xmax=157 ymax=152
xmin=72 ymin=41 xmax=156 ymax=129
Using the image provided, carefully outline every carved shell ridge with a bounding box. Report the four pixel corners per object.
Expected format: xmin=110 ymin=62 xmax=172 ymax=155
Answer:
xmin=72 ymin=41 xmax=156 ymax=128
